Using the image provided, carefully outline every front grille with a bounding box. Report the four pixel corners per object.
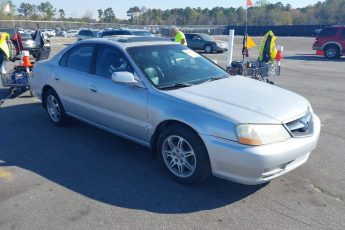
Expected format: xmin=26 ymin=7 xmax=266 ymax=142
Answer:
xmin=286 ymin=110 xmax=314 ymax=137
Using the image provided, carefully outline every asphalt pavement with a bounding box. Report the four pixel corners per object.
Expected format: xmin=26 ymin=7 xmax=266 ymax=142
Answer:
xmin=0 ymin=36 xmax=344 ymax=230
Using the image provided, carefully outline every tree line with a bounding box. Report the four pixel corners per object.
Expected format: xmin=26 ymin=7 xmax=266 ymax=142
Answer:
xmin=0 ymin=0 xmax=344 ymax=25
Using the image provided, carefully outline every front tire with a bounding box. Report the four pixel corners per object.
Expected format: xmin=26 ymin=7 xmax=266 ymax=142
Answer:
xmin=44 ymin=89 xmax=67 ymax=126
xmin=324 ymin=45 xmax=340 ymax=59
xmin=157 ymin=125 xmax=211 ymax=184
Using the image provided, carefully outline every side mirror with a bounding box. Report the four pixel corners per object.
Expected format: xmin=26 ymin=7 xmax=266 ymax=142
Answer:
xmin=111 ymin=71 xmax=143 ymax=87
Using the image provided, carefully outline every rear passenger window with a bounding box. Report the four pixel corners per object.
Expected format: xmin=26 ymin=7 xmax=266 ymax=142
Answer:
xmin=63 ymin=45 xmax=95 ymax=73
xmin=342 ymin=29 xmax=345 ymax=38
xmin=185 ymin=34 xmax=192 ymax=39
xmin=60 ymin=52 xmax=68 ymax=66
xmin=319 ymin=28 xmax=337 ymax=37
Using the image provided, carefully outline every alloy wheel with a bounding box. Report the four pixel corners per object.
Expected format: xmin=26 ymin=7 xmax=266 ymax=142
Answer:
xmin=162 ymin=135 xmax=196 ymax=178
xmin=325 ymin=48 xmax=336 ymax=58
xmin=47 ymin=94 xmax=61 ymax=122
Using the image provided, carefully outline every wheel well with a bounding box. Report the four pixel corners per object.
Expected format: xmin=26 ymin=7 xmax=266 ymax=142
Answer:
xmin=323 ymin=43 xmax=341 ymax=51
xmin=149 ymin=120 xmax=201 ymax=157
xmin=41 ymin=85 xmax=54 ymax=108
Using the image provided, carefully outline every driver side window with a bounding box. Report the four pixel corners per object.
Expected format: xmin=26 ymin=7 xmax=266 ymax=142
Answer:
xmin=193 ymin=35 xmax=201 ymax=40
xmin=95 ymin=46 xmax=133 ymax=79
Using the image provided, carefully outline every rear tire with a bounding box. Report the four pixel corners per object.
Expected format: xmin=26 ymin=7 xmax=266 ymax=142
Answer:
xmin=204 ymin=44 xmax=213 ymax=53
xmin=324 ymin=45 xmax=340 ymax=59
xmin=157 ymin=124 xmax=211 ymax=184
xmin=44 ymin=89 xmax=67 ymax=126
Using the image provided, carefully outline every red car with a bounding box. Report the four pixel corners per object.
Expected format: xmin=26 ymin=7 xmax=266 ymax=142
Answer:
xmin=313 ymin=25 xmax=345 ymax=59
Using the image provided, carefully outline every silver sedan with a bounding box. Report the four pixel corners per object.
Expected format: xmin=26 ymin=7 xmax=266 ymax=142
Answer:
xmin=30 ymin=37 xmax=321 ymax=185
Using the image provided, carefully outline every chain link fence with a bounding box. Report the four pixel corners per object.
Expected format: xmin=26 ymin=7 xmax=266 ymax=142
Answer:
xmin=0 ymin=20 xmax=329 ymax=37
xmin=0 ymin=19 xmax=228 ymax=37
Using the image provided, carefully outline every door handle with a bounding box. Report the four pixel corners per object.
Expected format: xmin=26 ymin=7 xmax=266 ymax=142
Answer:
xmin=89 ymin=87 xmax=98 ymax=93
xmin=54 ymin=75 xmax=60 ymax=81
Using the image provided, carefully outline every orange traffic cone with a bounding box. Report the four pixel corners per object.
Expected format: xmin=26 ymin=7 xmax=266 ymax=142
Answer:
xmin=275 ymin=50 xmax=283 ymax=61
xmin=21 ymin=51 xmax=33 ymax=67
xmin=316 ymin=50 xmax=324 ymax=56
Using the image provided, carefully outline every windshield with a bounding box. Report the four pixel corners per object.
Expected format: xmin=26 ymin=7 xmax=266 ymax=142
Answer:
xmin=93 ymin=31 xmax=100 ymax=37
xmin=131 ymin=31 xmax=155 ymax=37
xmin=127 ymin=45 xmax=228 ymax=89
xmin=199 ymin=33 xmax=215 ymax=41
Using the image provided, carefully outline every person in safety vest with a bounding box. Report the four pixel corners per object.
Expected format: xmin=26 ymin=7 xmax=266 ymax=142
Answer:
xmin=0 ymin=32 xmax=15 ymax=73
xmin=0 ymin=32 xmax=12 ymax=61
xmin=171 ymin=26 xmax=187 ymax=46
xmin=258 ymin=30 xmax=277 ymax=63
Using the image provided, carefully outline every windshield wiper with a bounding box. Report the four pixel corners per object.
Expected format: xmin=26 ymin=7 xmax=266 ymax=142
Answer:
xmin=201 ymin=75 xmax=229 ymax=84
xmin=159 ymin=82 xmax=194 ymax=90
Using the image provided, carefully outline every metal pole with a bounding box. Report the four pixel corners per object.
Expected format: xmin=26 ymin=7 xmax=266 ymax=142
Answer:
xmin=243 ymin=6 xmax=248 ymax=62
xmin=227 ymin=29 xmax=235 ymax=68
xmin=10 ymin=7 xmax=21 ymax=60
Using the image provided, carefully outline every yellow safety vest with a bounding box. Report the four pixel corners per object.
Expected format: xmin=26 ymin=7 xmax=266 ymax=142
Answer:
xmin=0 ymin=32 xmax=10 ymax=58
xmin=175 ymin=31 xmax=187 ymax=46
xmin=259 ymin=31 xmax=277 ymax=63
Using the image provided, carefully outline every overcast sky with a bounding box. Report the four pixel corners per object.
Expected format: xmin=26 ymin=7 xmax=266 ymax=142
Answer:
xmin=11 ymin=0 xmax=323 ymax=19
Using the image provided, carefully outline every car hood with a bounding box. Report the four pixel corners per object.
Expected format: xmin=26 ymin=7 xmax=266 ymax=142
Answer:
xmin=165 ymin=76 xmax=310 ymax=124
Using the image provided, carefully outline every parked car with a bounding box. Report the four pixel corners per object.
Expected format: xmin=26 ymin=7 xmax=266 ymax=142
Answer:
xmin=21 ymin=32 xmax=37 ymax=53
xmin=30 ymin=37 xmax=320 ymax=185
xmin=24 ymin=29 xmax=34 ymax=35
xmin=64 ymin=30 xmax=79 ymax=38
xmin=77 ymin=29 xmax=99 ymax=40
xmin=312 ymin=25 xmax=345 ymax=59
xmin=41 ymin=29 xmax=56 ymax=38
xmin=57 ymin=30 xmax=67 ymax=37
xmin=100 ymin=29 xmax=155 ymax=38
xmin=185 ymin=33 xmax=228 ymax=53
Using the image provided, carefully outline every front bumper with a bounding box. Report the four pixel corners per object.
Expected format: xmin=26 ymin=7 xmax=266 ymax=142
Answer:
xmin=213 ymin=45 xmax=228 ymax=52
xmin=312 ymin=44 xmax=322 ymax=50
xmin=201 ymin=114 xmax=321 ymax=185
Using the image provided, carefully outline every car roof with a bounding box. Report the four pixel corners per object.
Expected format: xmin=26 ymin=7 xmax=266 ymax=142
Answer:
xmin=78 ymin=36 xmax=175 ymax=48
xmin=120 ymin=28 xmax=151 ymax=32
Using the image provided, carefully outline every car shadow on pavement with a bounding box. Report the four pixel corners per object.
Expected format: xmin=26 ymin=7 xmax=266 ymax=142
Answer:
xmin=0 ymin=103 xmax=263 ymax=214
xmin=0 ymin=87 xmax=29 ymax=103
xmin=0 ymin=88 xmax=8 ymax=101
xmin=284 ymin=55 xmax=345 ymax=62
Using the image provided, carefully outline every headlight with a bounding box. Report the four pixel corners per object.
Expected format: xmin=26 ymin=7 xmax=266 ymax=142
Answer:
xmin=236 ymin=124 xmax=291 ymax=146
xmin=216 ymin=42 xmax=221 ymax=47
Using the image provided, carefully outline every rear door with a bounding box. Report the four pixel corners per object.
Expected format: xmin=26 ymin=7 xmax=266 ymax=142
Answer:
xmin=86 ymin=45 xmax=149 ymax=143
xmin=52 ymin=44 xmax=96 ymax=117
xmin=185 ymin=34 xmax=194 ymax=48
xmin=318 ymin=27 xmax=338 ymax=48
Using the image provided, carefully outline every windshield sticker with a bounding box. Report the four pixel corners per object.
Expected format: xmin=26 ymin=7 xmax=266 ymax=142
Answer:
xmin=182 ymin=49 xmax=201 ymax=58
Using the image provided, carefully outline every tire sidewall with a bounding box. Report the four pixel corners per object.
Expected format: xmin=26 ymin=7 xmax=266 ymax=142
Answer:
xmin=45 ymin=89 xmax=67 ymax=126
xmin=324 ymin=45 xmax=340 ymax=59
xmin=204 ymin=44 xmax=213 ymax=53
xmin=157 ymin=125 xmax=211 ymax=184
